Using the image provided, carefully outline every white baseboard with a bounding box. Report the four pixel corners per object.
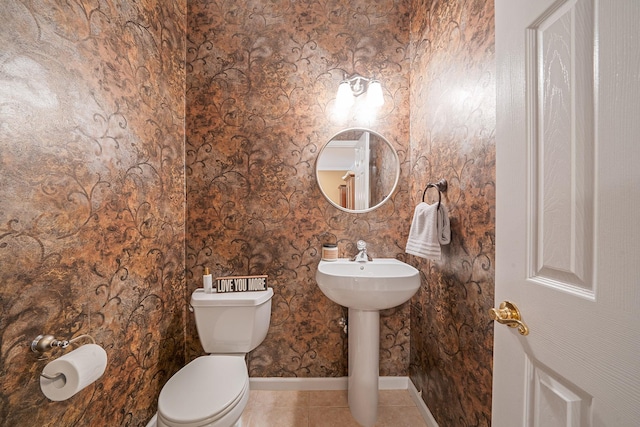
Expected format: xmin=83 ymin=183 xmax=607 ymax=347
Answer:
xmin=407 ymin=379 xmax=440 ymax=427
xmin=145 ymin=414 xmax=156 ymax=427
xmin=249 ymin=376 xmax=410 ymax=391
xmin=379 ymin=376 xmax=409 ymax=390
xmin=249 ymin=376 xmax=348 ymax=390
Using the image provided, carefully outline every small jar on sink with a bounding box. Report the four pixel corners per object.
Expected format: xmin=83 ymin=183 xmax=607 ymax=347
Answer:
xmin=321 ymin=244 xmax=338 ymax=261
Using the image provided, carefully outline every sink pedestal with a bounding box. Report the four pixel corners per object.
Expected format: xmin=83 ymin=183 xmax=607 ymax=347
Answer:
xmin=348 ymin=308 xmax=379 ymax=427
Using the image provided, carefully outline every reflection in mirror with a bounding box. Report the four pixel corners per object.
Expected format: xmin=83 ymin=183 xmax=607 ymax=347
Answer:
xmin=316 ymin=129 xmax=399 ymax=213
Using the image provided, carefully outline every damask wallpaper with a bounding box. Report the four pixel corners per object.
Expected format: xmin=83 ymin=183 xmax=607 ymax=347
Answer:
xmin=185 ymin=0 xmax=412 ymax=378
xmin=0 ymin=1 xmax=186 ymax=425
xmin=409 ymin=0 xmax=496 ymax=425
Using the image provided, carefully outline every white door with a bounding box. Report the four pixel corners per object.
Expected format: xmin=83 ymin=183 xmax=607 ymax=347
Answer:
xmin=494 ymin=0 xmax=640 ymax=426
xmin=354 ymin=131 xmax=370 ymax=210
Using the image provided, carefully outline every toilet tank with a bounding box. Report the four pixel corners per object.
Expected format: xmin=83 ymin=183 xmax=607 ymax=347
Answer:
xmin=190 ymin=288 xmax=273 ymax=354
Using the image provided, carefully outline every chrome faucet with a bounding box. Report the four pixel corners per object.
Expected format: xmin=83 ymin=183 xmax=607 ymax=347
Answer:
xmin=351 ymin=240 xmax=372 ymax=262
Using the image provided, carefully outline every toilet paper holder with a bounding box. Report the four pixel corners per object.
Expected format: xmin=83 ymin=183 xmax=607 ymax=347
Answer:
xmin=31 ymin=333 xmax=96 ymax=379
xmin=40 ymin=371 xmax=62 ymax=380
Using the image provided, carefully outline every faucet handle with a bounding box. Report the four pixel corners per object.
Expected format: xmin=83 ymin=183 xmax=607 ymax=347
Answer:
xmin=357 ymin=240 xmax=366 ymax=251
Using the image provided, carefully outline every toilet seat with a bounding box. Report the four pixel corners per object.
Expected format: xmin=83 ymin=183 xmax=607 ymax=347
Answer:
xmin=158 ymin=355 xmax=248 ymax=427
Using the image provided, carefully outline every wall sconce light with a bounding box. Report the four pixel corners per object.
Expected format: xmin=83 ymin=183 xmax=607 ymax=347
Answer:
xmin=335 ymin=74 xmax=385 ymax=112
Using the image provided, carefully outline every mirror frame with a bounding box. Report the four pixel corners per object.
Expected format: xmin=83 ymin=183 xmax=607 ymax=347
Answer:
xmin=315 ymin=128 xmax=400 ymax=213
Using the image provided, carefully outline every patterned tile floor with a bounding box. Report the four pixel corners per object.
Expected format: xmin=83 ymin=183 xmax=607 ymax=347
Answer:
xmin=240 ymin=389 xmax=428 ymax=427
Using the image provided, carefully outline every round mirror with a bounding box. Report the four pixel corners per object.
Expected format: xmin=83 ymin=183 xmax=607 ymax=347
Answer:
xmin=315 ymin=128 xmax=400 ymax=213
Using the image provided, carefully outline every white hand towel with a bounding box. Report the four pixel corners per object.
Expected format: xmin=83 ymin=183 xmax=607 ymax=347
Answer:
xmin=405 ymin=202 xmax=451 ymax=260
xmin=437 ymin=203 xmax=451 ymax=245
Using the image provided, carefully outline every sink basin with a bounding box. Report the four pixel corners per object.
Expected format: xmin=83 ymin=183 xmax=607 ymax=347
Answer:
xmin=316 ymin=258 xmax=420 ymax=310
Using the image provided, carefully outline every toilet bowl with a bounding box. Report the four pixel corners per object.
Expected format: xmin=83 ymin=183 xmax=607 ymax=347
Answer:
xmin=151 ymin=288 xmax=273 ymax=427
xmin=157 ymin=356 xmax=249 ymax=427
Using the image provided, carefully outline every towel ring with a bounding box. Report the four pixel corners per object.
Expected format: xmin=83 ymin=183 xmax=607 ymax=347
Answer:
xmin=421 ymin=179 xmax=448 ymax=209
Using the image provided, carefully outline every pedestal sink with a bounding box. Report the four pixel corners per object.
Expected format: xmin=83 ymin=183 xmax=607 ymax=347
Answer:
xmin=316 ymin=258 xmax=420 ymax=427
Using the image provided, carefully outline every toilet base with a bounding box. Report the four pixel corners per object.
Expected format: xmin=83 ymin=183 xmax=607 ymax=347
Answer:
xmin=147 ymin=412 xmax=244 ymax=427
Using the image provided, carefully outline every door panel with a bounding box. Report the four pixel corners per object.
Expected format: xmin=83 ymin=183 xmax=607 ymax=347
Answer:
xmin=529 ymin=361 xmax=591 ymax=427
xmin=529 ymin=0 xmax=595 ymax=295
xmin=354 ymin=130 xmax=370 ymax=210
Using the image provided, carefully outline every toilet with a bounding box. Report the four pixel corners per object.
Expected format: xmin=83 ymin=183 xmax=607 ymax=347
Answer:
xmin=155 ymin=287 xmax=273 ymax=427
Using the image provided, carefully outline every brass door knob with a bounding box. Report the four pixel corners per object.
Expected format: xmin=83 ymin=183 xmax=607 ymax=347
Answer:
xmin=489 ymin=301 xmax=529 ymax=336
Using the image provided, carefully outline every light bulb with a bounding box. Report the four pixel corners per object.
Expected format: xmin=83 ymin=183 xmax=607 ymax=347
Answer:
xmin=335 ymin=80 xmax=355 ymax=110
xmin=366 ymin=80 xmax=384 ymax=107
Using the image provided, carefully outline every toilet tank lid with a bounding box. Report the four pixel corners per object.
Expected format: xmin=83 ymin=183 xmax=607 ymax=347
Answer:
xmin=191 ymin=287 xmax=273 ymax=307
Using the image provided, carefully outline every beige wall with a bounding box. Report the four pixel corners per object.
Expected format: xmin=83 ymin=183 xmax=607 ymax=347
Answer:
xmin=317 ymin=171 xmax=348 ymax=206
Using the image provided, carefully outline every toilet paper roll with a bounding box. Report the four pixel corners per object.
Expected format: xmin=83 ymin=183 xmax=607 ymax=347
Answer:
xmin=40 ymin=343 xmax=107 ymax=401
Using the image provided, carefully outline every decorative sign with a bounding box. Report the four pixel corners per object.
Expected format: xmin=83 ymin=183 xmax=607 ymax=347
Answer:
xmin=216 ymin=275 xmax=268 ymax=293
